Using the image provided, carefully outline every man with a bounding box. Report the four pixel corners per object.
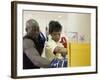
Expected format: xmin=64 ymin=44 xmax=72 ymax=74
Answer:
xmin=23 ymin=19 xmax=50 ymax=69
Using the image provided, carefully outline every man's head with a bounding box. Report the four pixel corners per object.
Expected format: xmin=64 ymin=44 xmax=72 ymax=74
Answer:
xmin=26 ymin=19 xmax=40 ymax=38
xmin=49 ymin=20 xmax=62 ymax=42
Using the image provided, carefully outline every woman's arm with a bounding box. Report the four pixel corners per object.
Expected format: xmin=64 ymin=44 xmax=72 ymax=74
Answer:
xmin=54 ymin=46 xmax=67 ymax=57
xmin=54 ymin=46 xmax=67 ymax=53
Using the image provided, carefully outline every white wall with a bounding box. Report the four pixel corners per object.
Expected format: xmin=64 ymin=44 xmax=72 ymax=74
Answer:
xmin=0 ymin=0 xmax=100 ymax=80
xmin=23 ymin=11 xmax=90 ymax=43
xmin=66 ymin=13 xmax=91 ymax=43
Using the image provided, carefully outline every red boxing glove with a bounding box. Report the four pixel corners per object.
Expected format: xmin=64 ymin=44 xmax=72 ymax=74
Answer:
xmin=60 ymin=37 xmax=67 ymax=48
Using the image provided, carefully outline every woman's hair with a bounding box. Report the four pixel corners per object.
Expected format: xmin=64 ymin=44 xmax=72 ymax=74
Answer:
xmin=49 ymin=20 xmax=62 ymax=34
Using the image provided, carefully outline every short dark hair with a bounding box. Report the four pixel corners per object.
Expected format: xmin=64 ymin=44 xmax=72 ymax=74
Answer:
xmin=49 ymin=21 xmax=62 ymax=34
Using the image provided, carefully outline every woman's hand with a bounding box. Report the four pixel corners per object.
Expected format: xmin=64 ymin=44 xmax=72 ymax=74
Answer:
xmin=54 ymin=46 xmax=67 ymax=54
xmin=60 ymin=37 xmax=67 ymax=48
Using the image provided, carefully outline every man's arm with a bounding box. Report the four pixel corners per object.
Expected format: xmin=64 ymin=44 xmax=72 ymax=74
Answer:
xmin=23 ymin=39 xmax=50 ymax=68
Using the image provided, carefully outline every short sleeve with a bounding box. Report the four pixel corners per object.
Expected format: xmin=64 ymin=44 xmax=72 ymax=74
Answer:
xmin=45 ymin=39 xmax=57 ymax=53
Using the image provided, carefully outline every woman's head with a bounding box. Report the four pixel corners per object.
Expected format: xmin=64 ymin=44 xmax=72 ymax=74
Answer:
xmin=49 ymin=21 xmax=62 ymax=42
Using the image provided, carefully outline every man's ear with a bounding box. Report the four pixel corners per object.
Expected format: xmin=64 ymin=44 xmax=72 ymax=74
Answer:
xmin=26 ymin=28 xmax=27 ymax=32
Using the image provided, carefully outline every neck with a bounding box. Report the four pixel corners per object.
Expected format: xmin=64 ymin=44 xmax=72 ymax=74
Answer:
xmin=26 ymin=34 xmax=33 ymax=39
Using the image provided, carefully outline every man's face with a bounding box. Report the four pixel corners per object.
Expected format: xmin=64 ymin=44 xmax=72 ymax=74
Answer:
xmin=27 ymin=26 xmax=40 ymax=38
xmin=51 ymin=31 xmax=61 ymax=42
